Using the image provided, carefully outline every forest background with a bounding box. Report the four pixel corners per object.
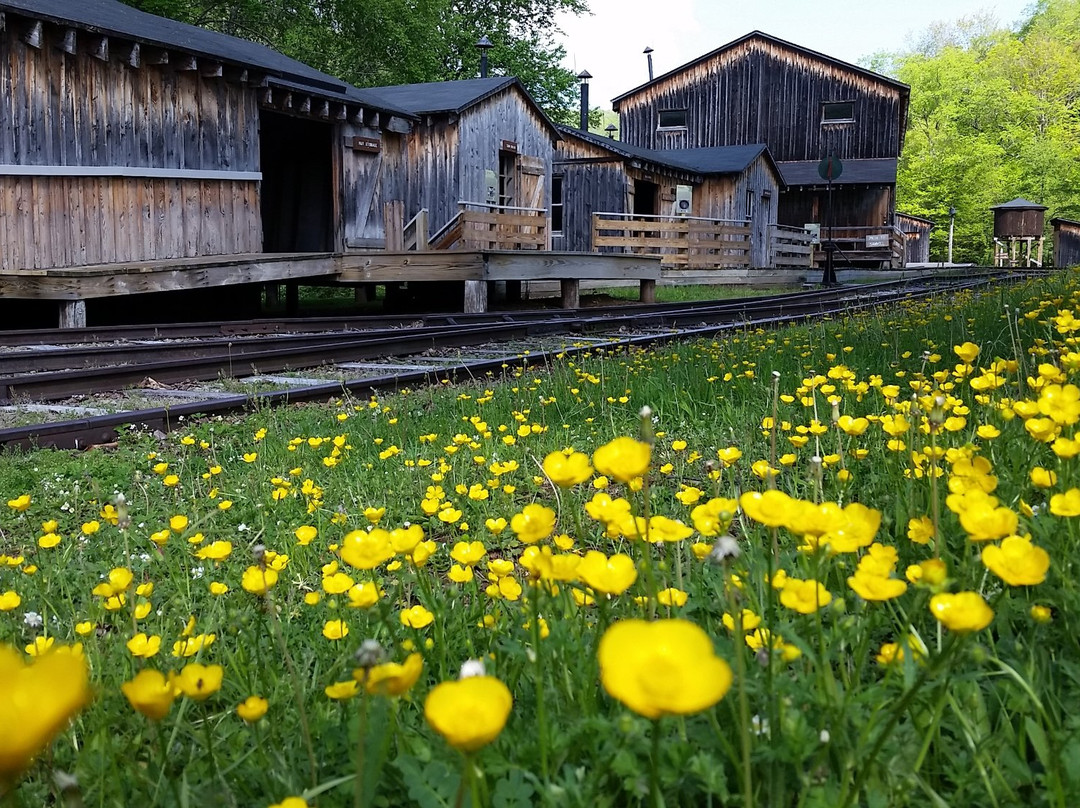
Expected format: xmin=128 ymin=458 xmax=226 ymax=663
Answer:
xmin=122 ymin=0 xmax=1080 ymax=263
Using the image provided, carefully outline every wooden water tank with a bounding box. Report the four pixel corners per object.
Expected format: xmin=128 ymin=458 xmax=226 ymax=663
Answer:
xmin=991 ymin=198 xmax=1047 ymax=239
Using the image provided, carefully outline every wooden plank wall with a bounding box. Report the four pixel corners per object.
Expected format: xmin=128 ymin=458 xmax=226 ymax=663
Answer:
xmin=553 ymin=135 xmax=630 ymax=252
xmin=0 ymin=24 xmax=261 ymax=271
xmin=778 ymin=186 xmax=893 ymax=233
xmin=1053 ymin=221 xmax=1080 ymax=268
xmin=615 ymin=39 xmax=905 ymax=163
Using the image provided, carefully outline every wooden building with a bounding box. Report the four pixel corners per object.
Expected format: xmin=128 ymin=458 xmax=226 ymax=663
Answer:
xmin=343 ymin=78 xmax=560 ymax=250
xmin=896 ymin=212 xmax=935 ymax=264
xmin=553 ymin=126 xmax=782 ymax=268
xmin=0 ymin=0 xmax=413 ymax=324
xmin=609 ymin=31 xmax=910 ymax=267
xmin=1051 ymin=218 xmax=1080 ymax=268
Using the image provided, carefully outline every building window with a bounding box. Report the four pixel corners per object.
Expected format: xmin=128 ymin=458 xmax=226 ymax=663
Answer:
xmin=551 ymin=175 xmax=564 ymax=233
xmin=821 ymin=101 xmax=855 ymax=124
xmin=745 ymin=189 xmax=754 ymax=220
xmin=658 ymin=109 xmax=688 ymax=129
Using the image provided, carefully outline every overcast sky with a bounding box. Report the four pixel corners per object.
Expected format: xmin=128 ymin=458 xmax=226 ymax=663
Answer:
xmin=556 ymin=0 xmax=1036 ymax=108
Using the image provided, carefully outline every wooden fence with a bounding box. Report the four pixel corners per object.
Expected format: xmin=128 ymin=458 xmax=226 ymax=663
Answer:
xmin=768 ymin=224 xmax=815 ymax=269
xmin=812 ymin=225 xmax=906 ymax=268
xmin=430 ymin=202 xmax=548 ymax=251
xmin=592 ymin=213 xmax=751 ymax=269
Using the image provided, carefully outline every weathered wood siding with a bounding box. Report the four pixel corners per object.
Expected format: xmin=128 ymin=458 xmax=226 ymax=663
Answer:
xmin=340 ymin=125 xmax=409 ymax=248
xmin=0 ymin=22 xmax=261 ymax=270
xmin=615 ymin=38 xmax=905 ymax=163
xmin=553 ymin=135 xmax=630 ymax=252
xmin=695 ymin=154 xmax=779 ymax=267
xmin=1053 ymin=219 xmax=1080 ymax=268
xmin=778 ymin=186 xmax=893 ymax=231
xmin=456 ymin=88 xmax=554 ymax=221
xmin=896 ymin=213 xmax=934 ymax=263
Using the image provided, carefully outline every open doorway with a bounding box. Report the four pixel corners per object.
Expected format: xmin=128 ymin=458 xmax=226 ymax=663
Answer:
xmin=260 ymin=110 xmax=334 ymax=252
xmin=633 ymin=180 xmax=659 ymax=216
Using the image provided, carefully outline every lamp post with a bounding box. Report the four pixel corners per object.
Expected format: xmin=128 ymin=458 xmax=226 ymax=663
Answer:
xmin=476 ymin=36 xmax=493 ymax=78
xmin=947 ymin=206 xmax=956 ymax=265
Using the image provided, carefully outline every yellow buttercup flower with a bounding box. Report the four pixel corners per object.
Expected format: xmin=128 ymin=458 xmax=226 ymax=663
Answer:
xmin=929 ymin=592 xmax=994 ymax=633
xmin=510 ymin=504 xmax=556 ymax=545
xmin=779 ymin=578 xmax=832 ymax=614
xmin=954 ymin=342 xmax=980 ymax=364
xmin=542 ymin=450 xmax=594 ymax=487
xmin=739 ymin=490 xmax=796 ymax=528
xmin=171 ymin=663 xmax=224 ymax=701
xmin=0 ymin=644 xmax=90 ymax=776
xmin=236 ymin=695 xmax=269 ymax=723
xmin=592 ymin=437 xmax=651 ymax=483
xmin=598 ymin=619 xmax=732 ymax=719
xmin=121 ymin=668 xmax=178 ymax=721
xmin=981 ymin=535 xmax=1050 ymax=586
xmin=690 ymin=498 xmax=738 ymax=536
xmin=847 ymin=570 xmax=908 ymax=601
xmin=1049 ymin=488 xmax=1080 ymax=517
xmin=424 ymin=676 xmax=513 ymax=751
xmin=576 ymin=551 xmax=637 ymax=595
xmin=241 ymin=566 xmax=279 ymax=595
xmin=360 ymin=652 xmax=424 ymax=696
xmin=400 ymin=605 xmax=435 ymax=629
xmin=340 ymin=529 xmax=394 ymax=570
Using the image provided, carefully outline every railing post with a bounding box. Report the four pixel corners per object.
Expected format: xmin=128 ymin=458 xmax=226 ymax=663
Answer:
xmin=415 ymin=209 xmax=429 ymax=251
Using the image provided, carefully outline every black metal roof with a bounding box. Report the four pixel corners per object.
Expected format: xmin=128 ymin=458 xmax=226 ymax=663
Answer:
xmin=0 ymin=0 xmax=414 ymax=116
xmin=777 ymin=158 xmax=897 ymax=187
xmin=991 ymin=197 xmax=1047 ymax=210
xmin=557 ymin=125 xmax=782 ymax=184
xmin=612 ymin=31 xmax=910 ymax=109
xmin=358 ymin=77 xmax=561 ymax=140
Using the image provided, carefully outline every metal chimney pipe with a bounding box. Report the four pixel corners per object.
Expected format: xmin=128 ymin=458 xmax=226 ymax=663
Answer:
xmin=578 ymin=70 xmax=592 ymax=131
xmin=644 ymin=46 xmax=654 ymax=80
xmin=477 ymin=36 xmax=493 ymax=78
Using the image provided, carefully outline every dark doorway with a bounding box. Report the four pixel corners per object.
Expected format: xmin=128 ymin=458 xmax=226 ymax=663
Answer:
xmin=499 ymin=150 xmax=518 ymax=208
xmin=260 ymin=111 xmax=334 ymax=252
xmin=633 ymin=180 xmax=659 ymax=216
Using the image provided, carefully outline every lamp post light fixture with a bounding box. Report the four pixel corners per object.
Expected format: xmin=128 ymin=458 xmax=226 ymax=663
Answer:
xmin=948 ymin=206 xmax=957 ymax=265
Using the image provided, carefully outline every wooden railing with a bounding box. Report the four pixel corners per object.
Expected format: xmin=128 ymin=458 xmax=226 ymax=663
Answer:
xmin=768 ymin=224 xmax=815 ymax=269
xmin=403 ymin=209 xmax=429 ymax=251
xmin=592 ymin=213 xmax=751 ymax=269
xmin=430 ymin=202 xmax=548 ymax=251
xmin=812 ymin=225 xmax=906 ymax=268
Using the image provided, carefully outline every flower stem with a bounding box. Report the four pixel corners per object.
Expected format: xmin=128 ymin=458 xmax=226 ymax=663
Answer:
xmin=650 ymin=719 xmax=663 ymax=808
xmin=355 ymin=687 xmax=368 ymax=808
xmin=530 ymin=587 xmax=551 ymax=783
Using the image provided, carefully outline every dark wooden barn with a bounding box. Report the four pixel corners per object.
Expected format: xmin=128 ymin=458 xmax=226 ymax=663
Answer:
xmin=0 ymin=0 xmax=412 ymax=325
xmin=344 ymin=78 xmax=560 ymax=251
xmin=1051 ymin=218 xmax=1080 ymax=268
xmin=609 ymin=31 xmax=910 ymax=267
xmin=553 ymin=126 xmax=782 ymax=268
xmin=895 ymin=212 xmax=935 ymax=264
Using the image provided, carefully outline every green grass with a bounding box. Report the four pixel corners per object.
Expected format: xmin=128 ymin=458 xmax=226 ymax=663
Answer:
xmin=3 ymin=271 xmax=1080 ymax=806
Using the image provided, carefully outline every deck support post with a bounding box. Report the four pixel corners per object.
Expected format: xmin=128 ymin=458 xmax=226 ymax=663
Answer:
xmin=639 ymin=279 xmax=656 ymax=304
xmin=464 ymin=280 xmax=488 ymax=313
xmin=59 ymin=300 xmax=87 ymax=329
xmin=264 ymin=283 xmax=279 ymax=309
xmin=285 ymin=282 xmax=299 ymax=315
xmin=560 ymin=279 xmax=580 ymax=309
xmin=505 ymin=280 xmax=523 ymax=302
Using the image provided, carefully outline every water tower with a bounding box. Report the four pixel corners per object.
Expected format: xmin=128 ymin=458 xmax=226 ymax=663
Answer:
xmin=991 ymin=198 xmax=1046 ymax=268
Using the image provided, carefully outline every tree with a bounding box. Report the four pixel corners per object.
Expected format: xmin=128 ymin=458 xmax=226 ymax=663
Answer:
xmin=120 ymin=0 xmax=588 ymax=123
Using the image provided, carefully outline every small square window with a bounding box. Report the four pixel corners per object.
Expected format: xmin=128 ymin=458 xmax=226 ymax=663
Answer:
xmin=822 ymin=102 xmax=854 ymax=123
xmin=658 ymin=109 xmax=687 ymax=129
xmin=550 ymin=175 xmax=564 ymax=234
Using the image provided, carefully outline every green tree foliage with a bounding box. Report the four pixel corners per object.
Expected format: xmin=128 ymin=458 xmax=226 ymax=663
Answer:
xmin=883 ymin=0 xmax=1080 ymax=263
xmin=121 ymin=0 xmax=587 ymax=123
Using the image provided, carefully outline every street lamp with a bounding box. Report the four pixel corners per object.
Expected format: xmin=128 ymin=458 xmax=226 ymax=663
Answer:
xmin=948 ymin=206 xmax=957 ymax=265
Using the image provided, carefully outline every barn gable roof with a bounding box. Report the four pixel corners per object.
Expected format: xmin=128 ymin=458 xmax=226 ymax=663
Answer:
xmin=359 ymin=77 xmax=561 ymax=140
xmin=557 ymin=125 xmax=784 ymax=187
xmin=0 ymin=0 xmax=415 ymax=118
xmin=612 ymin=31 xmax=909 ymax=110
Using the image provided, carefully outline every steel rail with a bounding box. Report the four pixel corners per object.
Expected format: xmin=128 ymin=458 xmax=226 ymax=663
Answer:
xmin=0 ymin=274 xmax=1012 ymax=451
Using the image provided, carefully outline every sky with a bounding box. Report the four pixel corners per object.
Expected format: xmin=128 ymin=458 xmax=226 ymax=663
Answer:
xmin=556 ymin=0 xmax=1036 ymax=108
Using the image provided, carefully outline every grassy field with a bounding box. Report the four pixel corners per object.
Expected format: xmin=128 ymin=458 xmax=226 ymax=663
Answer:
xmin=2 ymin=271 xmax=1079 ymax=806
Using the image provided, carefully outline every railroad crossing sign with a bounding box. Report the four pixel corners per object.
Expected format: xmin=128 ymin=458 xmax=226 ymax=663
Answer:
xmin=818 ymin=154 xmax=843 ymax=182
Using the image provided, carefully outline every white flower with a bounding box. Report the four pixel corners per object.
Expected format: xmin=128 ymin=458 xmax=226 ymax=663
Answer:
xmin=459 ymin=659 xmax=486 ymax=679
xmin=24 ymin=611 xmax=43 ymax=629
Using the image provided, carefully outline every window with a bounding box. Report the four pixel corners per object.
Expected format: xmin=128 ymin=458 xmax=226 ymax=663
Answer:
xmin=551 ymin=175 xmax=564 ymax=234
xmin=745 ymin=189 xmax=754 ymax=220
xmin=658 ymin=109 xmax=687 ymax=129
xmin=821 ymin=101 xmax=855 ymax=124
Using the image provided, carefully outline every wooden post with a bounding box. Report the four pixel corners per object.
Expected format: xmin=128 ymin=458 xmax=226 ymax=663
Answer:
xmin=59 ymin=300 xmax=87 ymax=329
xmin=285 ymin=283 xmax=299 ymax=315
xmin=639 ymin=278 xmax=656 ymax=304
xmin=464 ymin=281 xmax=488 ymax=313
xmin=505 ymin=280 xmax=522 ymax=302
xmin=383 ymin=201 xmax=405 ymax=251
xmin=561 ymin=279 xmax=580 ymax=309
xmin=415 ymin=209 xmax=429 ymax=251
xmin=265 ymin=283 xmax=279 ymax=308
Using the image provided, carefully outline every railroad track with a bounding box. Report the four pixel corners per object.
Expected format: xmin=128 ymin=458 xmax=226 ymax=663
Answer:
xmin=0 ymin=271 xmax=1039 ymax=451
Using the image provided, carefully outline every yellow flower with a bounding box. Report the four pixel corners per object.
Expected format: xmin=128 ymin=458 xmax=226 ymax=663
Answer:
xmin=364 ymin=506 xmax=386 ymax=524
xmin=424 ymin=676 xmax=513 ymax=751
xmin=340 ymin=529 xmax=394 ymax=570
xmin=400 ymin=605 xmax=435 ymax=629
xmin=510 ymin=504 xmax=556 ymax=544
xmin=592 ymin=437 xmax=651 ymax=483
xmin=954 ymin=342 xmax=980 ymax=364
xmin=295 ymin=525 xmax=318 ymax=545
xmin=241 ymin=567 xmax=279 ymax=595
xmin=739 ymin=490 xmax=796 ymax=528
xmin=1030 ymin=467 xmax=1057 ymax=489
xmin=121 ymin=669 xmax=177 ymax=721
xmin=779 ymin=578 xmax=832 ymax=614
xmin=322 ymin=619 xmax=349 ymax=640
xmin=721 ymin=609 xmax=761 ymax=632
xmin=958 ymin=503 xmax=1018 ymax=541
xmin=598 ymin=619 xmax=732 ymax=719
xmin=171 ymin=663 xmax=224 ymax=701
xmin=576 ymin=551 xmax=637 ymax=595
xmin=656 ymin=587 xmax=688 ymax=607
xmin=0 ymin=591 xmax=21 ymax=611
xmin=847 ymin=571 xmax=908 ymax=601
xmin=929 ymin=592 xmax=994 ymax=633
xmin=981 ymin=535 xmax=1050 ymax=586
xmin=209 ymin=582 xmax=229 ymax=596
xmin=126 ymin=633 xmax=162 ymax=658
xmin=689 ymin=498 xmax=738 ymax=536
xmin=360 ymin=653 xmax=424 ymax=696
xmin=542 ymin=450 xmax=594 ymax=487
xmin=907 ymin=516 xmax=935 ymax=545
xmin=1030 ymin=604 xmax=1052 ymax=623
xmin=169 ymin=515 xmax=189 ymax=533
xmin=324 ymin=680 xmax=360 ymax=700
xmin=450 ymin=540 xmax=487 ymax=566
xmin=237 ymin=695 xmax=269 ymax=723
xmin=717 ymin=446 xmax=743 ymax=467
xmin=195 ymin=541 xmax=233 ymax=561
xmin=1049 ymin=488 xmax=1080 ymax=517
xmin=7 ymin=494 xmax=31 ymax=512
xmin=347 ymin=582 xmax=381 ymax=609
xmin=448 ymin=564 xmax=474 ymax=583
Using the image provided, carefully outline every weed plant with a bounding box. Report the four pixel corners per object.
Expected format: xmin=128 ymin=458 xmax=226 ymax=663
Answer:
xmin=2 ymin=273 xmax=1080 ymax=806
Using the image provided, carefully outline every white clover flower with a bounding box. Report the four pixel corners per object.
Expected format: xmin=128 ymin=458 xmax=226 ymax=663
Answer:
xmin=459 ymin=659 xmax=487 ymax=679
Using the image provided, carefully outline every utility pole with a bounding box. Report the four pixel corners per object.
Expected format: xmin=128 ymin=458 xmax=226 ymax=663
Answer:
xmin=947 ymin=206 xmax=956 ymax=264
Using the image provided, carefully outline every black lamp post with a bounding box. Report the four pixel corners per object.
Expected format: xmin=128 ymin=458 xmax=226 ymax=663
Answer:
xmin=476 ymin=36 xmax=493 ymax=78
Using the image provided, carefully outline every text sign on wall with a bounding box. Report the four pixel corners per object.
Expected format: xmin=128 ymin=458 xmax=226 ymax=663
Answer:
xmin=865 ymin=234 xmax=891 ymax=248
xmin=350 ymin=137 xmax=381 ymax=153
xmin=500 ymin=140 xmax=518 ymax=153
